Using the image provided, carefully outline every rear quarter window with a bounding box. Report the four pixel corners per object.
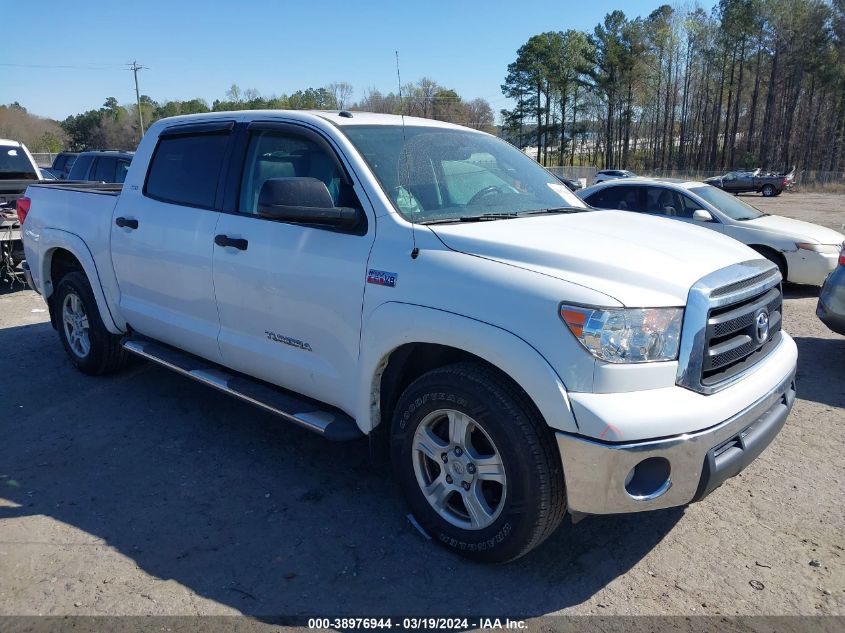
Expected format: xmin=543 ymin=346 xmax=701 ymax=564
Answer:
xmin=145 ymin=133 xmax=230 ymax=208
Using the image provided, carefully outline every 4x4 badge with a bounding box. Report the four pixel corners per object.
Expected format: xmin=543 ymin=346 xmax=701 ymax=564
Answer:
xmin=367 ymin=269 xmax=397 ymax=288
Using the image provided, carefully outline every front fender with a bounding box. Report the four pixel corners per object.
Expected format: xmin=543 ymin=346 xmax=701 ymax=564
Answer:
xmin=29 ymin=227 xmax=124 ymax=334
xmin=357 ymin=301 xmax=578 ymax=435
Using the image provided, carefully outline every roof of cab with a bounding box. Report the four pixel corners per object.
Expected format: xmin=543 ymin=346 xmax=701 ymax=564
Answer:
xmin=585 ymin=176 xmax=706 ymax=190
xmin=154 ymin=110 xmax=469 ymax=131
xmin=0 ymin=139 xmax=23 ymax=147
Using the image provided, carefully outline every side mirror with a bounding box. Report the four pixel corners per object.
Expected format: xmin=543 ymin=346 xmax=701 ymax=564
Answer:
xmin=693 ymin=209 xmax=713 ymax=222
xmin=257 ymin=177 xmax=360 ymax=229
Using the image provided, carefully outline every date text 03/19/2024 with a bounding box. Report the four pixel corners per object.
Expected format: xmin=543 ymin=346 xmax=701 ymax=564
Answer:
xmin=306 ymin=618 xmax=527 ymax=630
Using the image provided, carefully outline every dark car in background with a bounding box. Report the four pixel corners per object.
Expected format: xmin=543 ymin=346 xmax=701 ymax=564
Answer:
xmin=67 ymin=151 xmax=133 ymax=183
xmin=554 ymin=174 xmax=583 ymax=191
xmin=50 ymin=152 xmax=79 ymax=179
xmin=817 ymin=245 xmax=845 ymax=335
xmin=704 ymin=169 xmax=787 ymax=197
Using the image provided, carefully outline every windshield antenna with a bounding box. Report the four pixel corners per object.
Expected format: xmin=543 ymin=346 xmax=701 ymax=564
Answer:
xmin=396 ymin=50 xmax=419 ymax=259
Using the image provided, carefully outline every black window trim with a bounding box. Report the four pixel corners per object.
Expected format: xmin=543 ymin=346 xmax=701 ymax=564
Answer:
xmin=142 ymin=120 xmax=236 ymax=211
xmin=219 ymin=120 xmax=369 ymax=236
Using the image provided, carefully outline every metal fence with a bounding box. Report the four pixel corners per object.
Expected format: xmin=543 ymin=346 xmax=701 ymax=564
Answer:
xmin=546 ymin=165 xmax=845 ymax=189
xmin=31 ymin=153 xmax=56 ymax=167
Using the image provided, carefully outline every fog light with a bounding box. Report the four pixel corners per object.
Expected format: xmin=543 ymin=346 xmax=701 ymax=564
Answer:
xmin=624 ymin=457 xmax=671 ymax=500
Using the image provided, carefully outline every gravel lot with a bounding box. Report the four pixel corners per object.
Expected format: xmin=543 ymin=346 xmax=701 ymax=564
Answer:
xmin=0 ymin=193 xmax=842 ymax=620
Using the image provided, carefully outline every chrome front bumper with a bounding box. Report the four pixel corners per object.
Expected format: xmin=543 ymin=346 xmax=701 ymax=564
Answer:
xmin=557 ymin=368 xmax=796 ymax=515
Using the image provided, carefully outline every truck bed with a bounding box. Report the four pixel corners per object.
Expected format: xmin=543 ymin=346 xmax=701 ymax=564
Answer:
xmin=27 ymin=182 xmax=123 ymax=196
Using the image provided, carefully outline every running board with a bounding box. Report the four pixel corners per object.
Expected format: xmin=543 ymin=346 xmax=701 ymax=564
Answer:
xmin=122 ymin=338 xmax=363 ymax=441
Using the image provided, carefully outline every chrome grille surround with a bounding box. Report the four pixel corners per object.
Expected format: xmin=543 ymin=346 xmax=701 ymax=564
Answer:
xmin=677 ymin=259 xmax=782 ymax=395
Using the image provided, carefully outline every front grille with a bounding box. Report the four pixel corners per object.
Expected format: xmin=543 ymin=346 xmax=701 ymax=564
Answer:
xmin=701 ymin=285 xmax=782 ymax=386
xmin=676 ymin=260 xmax=784 ymax=395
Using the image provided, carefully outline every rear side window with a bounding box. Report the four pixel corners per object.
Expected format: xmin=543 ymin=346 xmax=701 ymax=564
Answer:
xmin=92 ymin=157 xmax=131 ymax=183
xmin=92 ymin=158 xmax=116 ymax=182
xmin=68 ymin=155 xmax=94 ymax=180
xmin=145 ymin=133 xmax=230 ymax=208
xmin=586 ymin=185 xmax=642 ymax=211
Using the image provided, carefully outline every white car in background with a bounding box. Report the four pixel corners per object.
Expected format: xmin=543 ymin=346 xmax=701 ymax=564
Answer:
xmin=578 ymin=178 xmax=844 ymax=285
xmin=593 ymin=169 xmax=637 ymax=185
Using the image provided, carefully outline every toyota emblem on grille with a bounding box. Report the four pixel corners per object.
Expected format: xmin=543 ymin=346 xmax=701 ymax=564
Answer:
xmin=755 ymin=310 xmax=770 ymax=344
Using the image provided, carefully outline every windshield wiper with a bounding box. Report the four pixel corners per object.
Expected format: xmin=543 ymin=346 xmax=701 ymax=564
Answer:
xmin=458 ymin=213 xmax=520 ymax=222
xmin=521 ymin=206 xmax=587 ymax=216
xmin=420 ymin=213 xmax=519 ymax=225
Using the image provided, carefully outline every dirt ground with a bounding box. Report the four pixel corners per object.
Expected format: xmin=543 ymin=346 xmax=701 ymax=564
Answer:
xmin=0 ymin=193 xmax=843 ymax=621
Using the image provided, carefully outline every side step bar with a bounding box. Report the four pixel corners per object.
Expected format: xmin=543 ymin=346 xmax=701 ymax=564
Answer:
xmin=122 ymin=338 xmax=364 ymax=441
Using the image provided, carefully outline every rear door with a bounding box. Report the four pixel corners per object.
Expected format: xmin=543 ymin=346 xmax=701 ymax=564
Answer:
xmin=110 ymin=121 xmax=235 ymax=362
xmin=211 ymin=122 xmax=375 ymax=407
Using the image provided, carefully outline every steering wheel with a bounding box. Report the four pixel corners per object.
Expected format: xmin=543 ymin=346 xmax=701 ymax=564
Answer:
xmin=467 ymin=185 xmax=503 ymax=206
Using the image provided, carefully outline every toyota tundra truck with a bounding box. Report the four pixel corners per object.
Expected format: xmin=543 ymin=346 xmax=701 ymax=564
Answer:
xmin=18 ymin=111 xmax=798 ymax=562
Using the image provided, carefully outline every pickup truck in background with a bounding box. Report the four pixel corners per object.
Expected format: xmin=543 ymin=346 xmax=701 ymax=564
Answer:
xmin=1 ymin=139 xmax=43 ymax=273
xmin=67 ymin=150 xmax=133 ymax=184
xmin=704 ymin=169 xmax=787 ymax=197
xmin=19 ymin=111 xmax=798 ymax=562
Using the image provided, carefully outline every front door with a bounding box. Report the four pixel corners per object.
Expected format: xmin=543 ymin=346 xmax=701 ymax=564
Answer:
xmin=212 ymin=123 xmax=375 ymax=409
xmin=110 ymin=121 xmax=234 ymax=362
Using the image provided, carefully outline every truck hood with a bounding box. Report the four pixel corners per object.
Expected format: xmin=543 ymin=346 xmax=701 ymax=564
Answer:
xmin=745 ymin=214 xmax=845 ymax=244
xmin=429 ymin=210 xmax=759 ymax=306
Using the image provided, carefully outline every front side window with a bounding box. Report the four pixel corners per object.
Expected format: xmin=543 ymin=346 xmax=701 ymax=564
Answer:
xmin=238 ymin=131 xmax=344 ymax=214
xmin=145 ymin=133 xmax=230 ymax=208
xmin=644 ymin=187 xmax=686 ymax=217
xmin=342 ymin=125 xmax=586 ymax=223
xmin=115 ymin=159 xmax=130 ymax=183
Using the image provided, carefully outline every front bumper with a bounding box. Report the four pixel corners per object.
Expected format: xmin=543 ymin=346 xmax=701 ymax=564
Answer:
xmin=786 ymin=249 xmax=839 ymax=286
xmin=556 ymin=368 xmax=796 ymax=515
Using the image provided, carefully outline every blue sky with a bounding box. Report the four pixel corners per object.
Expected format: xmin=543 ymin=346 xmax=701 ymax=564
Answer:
xmin=3 ymin=0 xmax=708 ymax=120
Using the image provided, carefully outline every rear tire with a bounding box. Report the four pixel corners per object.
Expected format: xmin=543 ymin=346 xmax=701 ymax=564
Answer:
xmin=391 ymin=362 xmax=566 ymax=563
xmin=762 ymin=184 xmax=776 ymax=197
xmin=55 ymin=271 xmax=129 ymax=375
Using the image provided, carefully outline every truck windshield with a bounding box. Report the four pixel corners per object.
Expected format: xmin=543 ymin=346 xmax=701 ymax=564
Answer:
xmin=0 ymin=145 xmax=38 ymax=180
xmin=689 ymin=185 xmax=764 ymax=221
xmin=342 ymin=125 xmax=587 ymax=223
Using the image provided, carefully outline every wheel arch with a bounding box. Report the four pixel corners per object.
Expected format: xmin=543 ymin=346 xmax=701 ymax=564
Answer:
xmin=37 ymin=233 xmax=123 ymax=334
xmin=748 ymin=244 xmax=788 ymax=281
xmin=358 ymin=302 xmax=577 ymax=437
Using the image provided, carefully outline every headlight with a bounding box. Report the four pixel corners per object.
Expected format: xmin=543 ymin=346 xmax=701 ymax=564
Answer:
xmin=559 ymin=304 xmax=683 ymax=363
xmin=796 ymin=243 xmax=841 ymax=254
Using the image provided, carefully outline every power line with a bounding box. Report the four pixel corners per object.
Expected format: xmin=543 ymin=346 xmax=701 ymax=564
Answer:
xmin=0 ymin=62 xmax=123 ymax=70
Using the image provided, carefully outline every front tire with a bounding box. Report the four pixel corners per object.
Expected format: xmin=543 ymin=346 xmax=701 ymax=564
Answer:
xmin=391 ymin=362 xmax=566 ymax=563
xmin=55 ymin=271 xmax=129 ymax=375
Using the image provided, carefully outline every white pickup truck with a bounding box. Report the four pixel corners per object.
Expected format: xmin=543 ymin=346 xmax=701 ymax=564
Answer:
xmin=19 ymin=111 xmax=798 ymax=562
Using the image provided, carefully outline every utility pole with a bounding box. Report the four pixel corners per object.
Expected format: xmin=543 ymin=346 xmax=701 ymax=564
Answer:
xmin=129 ymin=61 xmax=147 ymax=140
